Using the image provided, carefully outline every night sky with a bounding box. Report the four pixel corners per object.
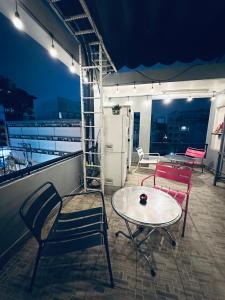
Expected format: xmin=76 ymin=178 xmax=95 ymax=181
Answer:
xmin=0 ymin=12 xmax=80 ymax=108
xmin=152 ymin=98 xmax=211 ymax=119
xmin=0 ymin=11 xmax=212 ymax=120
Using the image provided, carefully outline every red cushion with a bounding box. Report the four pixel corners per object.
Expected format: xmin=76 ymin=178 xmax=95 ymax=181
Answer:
xmin=154 ymin=185 xmax=186 ymax=206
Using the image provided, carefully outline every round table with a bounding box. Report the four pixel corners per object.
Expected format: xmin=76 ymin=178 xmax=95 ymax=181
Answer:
xmin=112 ymin=186 xmax=182 ymax=227
xmin=112 ymin=186 xmax=182 ymax=276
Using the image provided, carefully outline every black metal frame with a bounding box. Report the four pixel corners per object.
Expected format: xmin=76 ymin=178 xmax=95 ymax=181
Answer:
xmin=20 ymin=182 xmax=114 ymax=291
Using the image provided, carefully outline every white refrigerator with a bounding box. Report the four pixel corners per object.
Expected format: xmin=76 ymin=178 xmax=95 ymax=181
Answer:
xmin=104 ymin=106 xmax=133 ymax=191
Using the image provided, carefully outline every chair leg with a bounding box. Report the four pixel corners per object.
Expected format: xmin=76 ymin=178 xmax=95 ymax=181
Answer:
xmin=28 ymin=247 xmax=41 ymax=292
xmin=103 ymin=232 xmax=114 ymax=288
xmin=134 ymin=162 xmax=139 ymax=173
xmin=181 ymin=210 xmax=188 ymax=237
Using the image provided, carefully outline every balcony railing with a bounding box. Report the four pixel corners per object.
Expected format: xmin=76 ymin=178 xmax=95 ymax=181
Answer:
xmin=0 ymin=151 xmax=83 ymax=267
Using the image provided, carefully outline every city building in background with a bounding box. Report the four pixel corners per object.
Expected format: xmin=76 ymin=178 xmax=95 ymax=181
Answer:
xmin=34 ymin=96 xmax=81 ymax=120
xmin=6 ymin=119 xmax=81 ymax=167
xmin=150 ymin=98 xmax=210 ymax=154
xmin=0 ymin=76 xmax=82 ymax=176
xmin=0 ymin=76 xmax=36 ymax=121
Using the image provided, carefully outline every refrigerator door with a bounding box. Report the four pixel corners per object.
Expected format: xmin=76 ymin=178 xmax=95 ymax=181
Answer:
xmin=104 ymin=152 xmax=127 ymax=187
xmin=104 ymin=106 xmax=133 ymax=190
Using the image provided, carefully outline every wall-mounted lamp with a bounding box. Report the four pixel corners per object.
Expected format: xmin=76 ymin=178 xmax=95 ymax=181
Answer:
xmin=12 ymin=1 xmax=24 ymax=31
xmin=211 ymin=91 xmax=216 ymax=101
xmin=116 ymin=84 xmax=119 ymax=94
xmin=49 ymin=36 xmax=58 ymax=58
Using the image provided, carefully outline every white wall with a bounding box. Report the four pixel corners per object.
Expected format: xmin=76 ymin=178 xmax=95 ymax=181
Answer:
xmin=103 ymin=91 xmax=152 ymax=155
xmin=206 ymin=94 xmax=225 ymax=170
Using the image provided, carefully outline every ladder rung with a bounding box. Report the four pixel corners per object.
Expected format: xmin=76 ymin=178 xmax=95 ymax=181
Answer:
xmin=89 ymin=42 xmax=99 ymax=46
xmin=83 ymin=111 xmax=101 ymax=114
xmin=65 ymin=14 xmax=87 ymax=21
xmin=86 ymin=164 xmax=101 ymax=168
xmin=84 ymin=152 xmax=101 ymax=155
xmin=81 ymin=66 xmax=100 ymax=70
xmin=94 ymin=59 xmax=108 ymax=62
xmin=84 ymin=125 xmax=102 ymax=128
xmin=83 ymin=138 xmax=96 ymax=141
xmin=86 ymin=188 xmax=102 ymax=192
xmin=86 ymin=176 xmax=101 ymax=180
xmin=83 ymin=97 xmax=100 ymax=99
xmin=75 ymin=29 xmax=95 ymax=36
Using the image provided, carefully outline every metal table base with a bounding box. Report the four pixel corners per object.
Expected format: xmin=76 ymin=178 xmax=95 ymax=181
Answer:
xmin=116 ymin=220 xmax=176 ymax=276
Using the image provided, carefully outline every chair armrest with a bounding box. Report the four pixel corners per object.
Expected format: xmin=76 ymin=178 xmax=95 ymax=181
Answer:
xmin=141 ymin=174 xmax=154 ymax=186
xmin=175 ymin=153 xmax=185 ymax=156
xmin=62 ymin=190 xmax=107 ymax=224
xmin=144 ymin=152 xmax=160 ymax=156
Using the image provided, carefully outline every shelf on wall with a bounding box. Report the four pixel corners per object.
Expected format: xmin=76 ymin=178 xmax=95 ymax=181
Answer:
xmin=211 ymin=132 xmax=223 ymax=136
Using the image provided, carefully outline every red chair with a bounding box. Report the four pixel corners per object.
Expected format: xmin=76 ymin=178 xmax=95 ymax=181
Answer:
xmin=176 ymin=147 xmax=206 ymax=173
xmin=141 ymin=162 xmax=192 ymax=237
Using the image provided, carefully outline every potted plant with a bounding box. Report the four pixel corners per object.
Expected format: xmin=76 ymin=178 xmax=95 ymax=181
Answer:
xmin=112 ymin=104 xmax=121 ymax=115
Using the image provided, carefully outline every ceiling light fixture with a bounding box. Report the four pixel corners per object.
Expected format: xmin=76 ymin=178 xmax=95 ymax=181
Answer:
xmin=164 ymin=96 xmax=172 ymax=105
xmin=12 ymin=1 xmax=24 ymax=31
xmin=69 ymin=56 xmax=76 ymax=73
xmin=49 ymin=36 xmax=58 ymax=58
xmin=211 ymin=91 xmax=216 ymax=101
xmin=187 ymin=95 xmax=192 ymax=102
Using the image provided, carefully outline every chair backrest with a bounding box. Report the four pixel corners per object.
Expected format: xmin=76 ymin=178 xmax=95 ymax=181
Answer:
xmin=185 ymin=147 xmax=206 ymax=159
xmin=136 ymin=147 xmax=144 ymax=160
xmin=154 ymin=162 xmax=192 ymax=187
xmin=20 ymin=182 xmax=62 ymax=243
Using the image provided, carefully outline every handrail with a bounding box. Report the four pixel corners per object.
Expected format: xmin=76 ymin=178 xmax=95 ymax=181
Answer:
xmin=0 ymin=150 xmax=83 ymax=185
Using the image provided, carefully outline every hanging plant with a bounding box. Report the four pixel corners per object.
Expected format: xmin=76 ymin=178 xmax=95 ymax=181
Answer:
xmin=112 ymin=104 xmax=121 ymax=115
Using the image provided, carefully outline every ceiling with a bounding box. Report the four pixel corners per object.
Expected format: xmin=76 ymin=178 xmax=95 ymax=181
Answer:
xmin=1 ymin=0 xmax=225 ymax=75
xmin=84 ymin=0 xmax=225 ymax=69
xmin=103 ymin=78 xmax=225 ymax=99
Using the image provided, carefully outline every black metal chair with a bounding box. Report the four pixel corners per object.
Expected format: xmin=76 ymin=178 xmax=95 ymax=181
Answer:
xmin=19 ymin=182 xmax=114 ymax=291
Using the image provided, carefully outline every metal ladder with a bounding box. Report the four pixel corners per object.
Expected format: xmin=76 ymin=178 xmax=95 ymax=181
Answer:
xmin=49 ymin=0 xmax=117 ymax=193
xmin=79 ymin=43 xmax=105 ymax=192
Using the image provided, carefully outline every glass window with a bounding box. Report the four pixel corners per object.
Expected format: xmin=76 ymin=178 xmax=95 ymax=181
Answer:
xmin=133 ymin=112 xmax=140 ymax=150
xmin=150 ymin=98 xmax=211 ymax=155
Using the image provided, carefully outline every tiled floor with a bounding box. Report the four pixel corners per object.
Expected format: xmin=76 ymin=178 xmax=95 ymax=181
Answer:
xmin=0 ymin=168 xmax=225 ymax=300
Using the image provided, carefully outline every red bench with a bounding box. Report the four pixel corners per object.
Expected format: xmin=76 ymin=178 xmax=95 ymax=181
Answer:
xmin=176 ymin=147 xmax=206 ymax=173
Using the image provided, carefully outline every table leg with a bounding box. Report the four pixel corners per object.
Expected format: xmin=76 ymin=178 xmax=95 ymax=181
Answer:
xmin=160 ymin=227 xmax=176 ymax=246
xmin=116 ymin=220 xmax=156 ymax=276
xmin=115 ymin=221 xmax=144 ymax=239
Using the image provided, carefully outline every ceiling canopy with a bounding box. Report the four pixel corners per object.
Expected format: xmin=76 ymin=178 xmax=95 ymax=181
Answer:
xmin=82 ymin=0 xmax=225 ymax=69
